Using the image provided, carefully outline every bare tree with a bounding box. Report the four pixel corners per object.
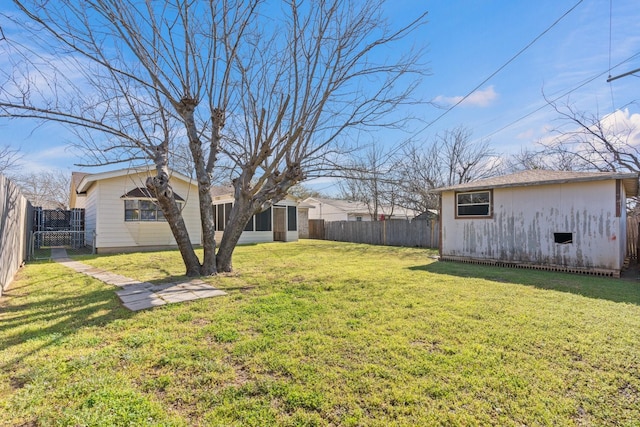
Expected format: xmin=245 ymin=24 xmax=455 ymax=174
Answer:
xmin=0 ymin=144 xmax=21 ymax=174
xmin=396 ymin=126 xmax=500 ymax=214
xmin=288 ymin=184 xmax=327 ymax=201
xmin=339 ymin=145 xmax=400 ymax=220
xmin=537 ymin=98 xmax=640 ymax=173
xmin=396 ymin=142 xmax=441 ymax=213
xmin=505 ymin=146 xmax=580 ymax=172
xmin=438 ymin=126 xmax=499 ymax=185
xmin=0 ymin=0 xmax=428 ymax=274
xmin=11 ymin=169 xmax=70 ymax=209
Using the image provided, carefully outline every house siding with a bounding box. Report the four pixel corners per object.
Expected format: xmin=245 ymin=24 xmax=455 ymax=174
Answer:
xmin=84 ymin=185 xmax=98 ymax=246
xmin=307 ymin=201 xmax=351 ymax=221
xmin=87 ymin=171 xmax=201 ymax=252
xmin=441 ymin=180 xmax=625 ymax=272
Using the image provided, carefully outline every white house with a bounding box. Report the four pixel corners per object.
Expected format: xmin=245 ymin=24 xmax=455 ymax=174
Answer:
xmin=70 ymin=168 xmax=201 ymax=253
xmin=211 ymin=189 xmax=304 ymax=244
xmin=431 ymin=170 xmax=639 ymax=277
xmin=304 ymin=197 xmax=417 ymax=221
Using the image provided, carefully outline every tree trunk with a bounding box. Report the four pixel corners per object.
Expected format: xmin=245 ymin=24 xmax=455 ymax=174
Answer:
xmin=147 ymin=174 xmax=202 ymax=277
xmin=197 ymin=179 xmax=217 ymax=276
xmin=216 ymin=193 xmax=255 ymax=272
xmin=180 ymin=99 xmax=217 ymax=276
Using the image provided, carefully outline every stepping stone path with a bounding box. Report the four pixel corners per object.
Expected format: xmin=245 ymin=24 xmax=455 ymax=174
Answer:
xmin=50 ymin=248 xmax=226 ymax=311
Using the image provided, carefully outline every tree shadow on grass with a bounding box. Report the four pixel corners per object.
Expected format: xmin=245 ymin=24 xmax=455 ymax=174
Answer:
xmin=410 ymin=260 xmax=640 ymax=306
xmin=0 ymin=268 xmax=134 ymax=373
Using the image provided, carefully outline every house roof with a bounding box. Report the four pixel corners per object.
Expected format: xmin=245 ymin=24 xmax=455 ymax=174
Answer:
xmin=211 ymin=186 xmax=305 ymax=206
xmin=71 ymin=171 xmax=90 ymax=190
xmin=210 ymin=185 xmax=235 ymax=198
xmin=120 ymin=187 xmax=185 ymax=202
xmin=304 ymin=197 xmax=418 ymax=218
xmin=431 ymin=169 xmax=639 ymax=197
xmin=75 ymin=167 xmax=195 ymax=193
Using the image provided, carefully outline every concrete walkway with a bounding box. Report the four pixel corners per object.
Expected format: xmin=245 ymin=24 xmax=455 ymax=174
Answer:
xmin=51 ymin=248 xmax=226 ymax=311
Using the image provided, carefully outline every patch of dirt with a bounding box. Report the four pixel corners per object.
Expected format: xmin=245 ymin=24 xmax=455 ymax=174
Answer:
xmin=620 ymin=260 xmax=640 ymax=281
xmin=9 ymin=376 xmax=27 ymax=390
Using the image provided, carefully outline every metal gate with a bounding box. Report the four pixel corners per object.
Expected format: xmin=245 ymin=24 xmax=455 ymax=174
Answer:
xmin=30 ymin=230 xmax=94 ymax=260
xmin=30 ymin=207 xmax=89 ymax=260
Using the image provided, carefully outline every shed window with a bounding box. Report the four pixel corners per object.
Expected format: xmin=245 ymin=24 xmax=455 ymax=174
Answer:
xmin=456 ymin=190 xmax=491 ymax=217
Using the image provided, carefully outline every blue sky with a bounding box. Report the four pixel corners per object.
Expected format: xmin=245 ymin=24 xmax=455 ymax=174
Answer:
xmin=412 ymin=0 xmax=640 ymax=154
xmin=2 ymin=0 xmax=640 ymax=176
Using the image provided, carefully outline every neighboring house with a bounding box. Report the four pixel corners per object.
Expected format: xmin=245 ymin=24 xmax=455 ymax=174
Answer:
xmin=414 ymin=209 xmax=439 ymax=220
xmin=69 ymin=172 xmax=89 ymax=209
xmin=211 ymin=189 xmax=306 ymax=244
xmin=431 ymin=169 xmax=639 ymax=277
xmin=304 ymin=197 xmax=418 ymax=221
xmin=70 ymin=168 xmax=201 ymax=253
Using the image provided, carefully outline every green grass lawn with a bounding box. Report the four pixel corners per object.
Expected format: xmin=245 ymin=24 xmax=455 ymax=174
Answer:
xmin=1 ymin=240 xmax=639 ymax=426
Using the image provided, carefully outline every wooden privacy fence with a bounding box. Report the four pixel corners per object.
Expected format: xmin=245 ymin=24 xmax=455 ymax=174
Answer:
xmin=627 ymin=215 xmax=640 ymax=261
xmin=0 ymin=174 xmax=33 ymax=296
xmin=319 ymin=219 xmax=439 ymax=248
xmin=308 ymin=219 xmax=325 ymax=240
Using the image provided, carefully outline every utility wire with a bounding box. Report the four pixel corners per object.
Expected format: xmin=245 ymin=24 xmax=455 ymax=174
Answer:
xmin=419 ymin=0 xmax=584 ymax=135
xmin=478 ymin=50 xmax=640 ymax=142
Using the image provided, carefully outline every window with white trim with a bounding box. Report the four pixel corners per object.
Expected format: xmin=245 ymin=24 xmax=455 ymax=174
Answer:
xmin=122 ymin=187 xmax=184 ymax=222
xmin=124 ymin=199 xmax=183 ymax=222
xmin=456 ymin=190 xmax=491 ymax=217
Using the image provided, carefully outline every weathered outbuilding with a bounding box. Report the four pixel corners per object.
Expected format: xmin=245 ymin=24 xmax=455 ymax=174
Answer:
xmin=431 ymin=170 xmax=639 ymax=277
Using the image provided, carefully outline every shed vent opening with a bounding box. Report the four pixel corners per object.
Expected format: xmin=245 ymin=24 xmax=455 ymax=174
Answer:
xmin=554 ymin=232 xmax=573 ymax=244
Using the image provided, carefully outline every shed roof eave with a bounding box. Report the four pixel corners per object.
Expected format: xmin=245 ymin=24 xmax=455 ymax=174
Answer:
xmin=430 ymin=171 xmax=639 ymax=196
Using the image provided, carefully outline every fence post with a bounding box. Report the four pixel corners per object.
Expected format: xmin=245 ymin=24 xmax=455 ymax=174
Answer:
xmin=28 ymin=231 xmax=34 ymax=261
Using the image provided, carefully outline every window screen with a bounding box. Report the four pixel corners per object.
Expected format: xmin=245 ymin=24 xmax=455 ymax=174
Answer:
xmin=215 ymin=204 xmax=225 ymax=231
xmin=255 ymin=208 xmax=272 ymax=231
xmin=287 ymin=206 xmax=297 ymax=231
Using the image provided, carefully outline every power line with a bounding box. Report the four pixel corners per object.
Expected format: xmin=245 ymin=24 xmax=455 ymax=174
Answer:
xmin=478 ymin=50 xmax=640 ymax=142
xmin=418 ymin=0 xmax=584 ymax=135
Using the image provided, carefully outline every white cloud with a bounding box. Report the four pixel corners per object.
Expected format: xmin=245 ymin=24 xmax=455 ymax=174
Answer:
xmin=516 ymin=129 xmax=535 ymax=140
xmin=16 ymin=144 xmax=77 ymax=173
xmin=433 ymin=85 xmax=498 ymax=108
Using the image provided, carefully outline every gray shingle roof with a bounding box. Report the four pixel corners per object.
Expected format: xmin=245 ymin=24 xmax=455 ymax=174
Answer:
xmin=431 ymin=169 xmax=639 ymax=196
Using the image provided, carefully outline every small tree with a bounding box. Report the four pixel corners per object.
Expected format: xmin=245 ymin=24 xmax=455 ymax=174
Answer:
xmin=339 ymin=145 xmax=401 ymax=220
xmin=1 ymin=0 xmax=428 ymax=274
xmin=537 ymin=98 xmax=640 ymax=173
xmin=11 ymin=169 xmax=71 ymax=209
xmin=0 ymin=144 xmax=21 ymax=175
xmin=396 ymin=126 xmax=500 ymax=214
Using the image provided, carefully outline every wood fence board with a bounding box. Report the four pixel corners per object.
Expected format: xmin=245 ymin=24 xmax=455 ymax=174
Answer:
xmin=0 ymin=174 xmax=33 ymax=295
xmin=322 ymin=220 xmax=439 ymax=248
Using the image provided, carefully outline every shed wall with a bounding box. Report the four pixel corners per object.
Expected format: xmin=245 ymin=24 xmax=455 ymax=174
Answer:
xmin=441 ymin=180 xmax=625 ymax=271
